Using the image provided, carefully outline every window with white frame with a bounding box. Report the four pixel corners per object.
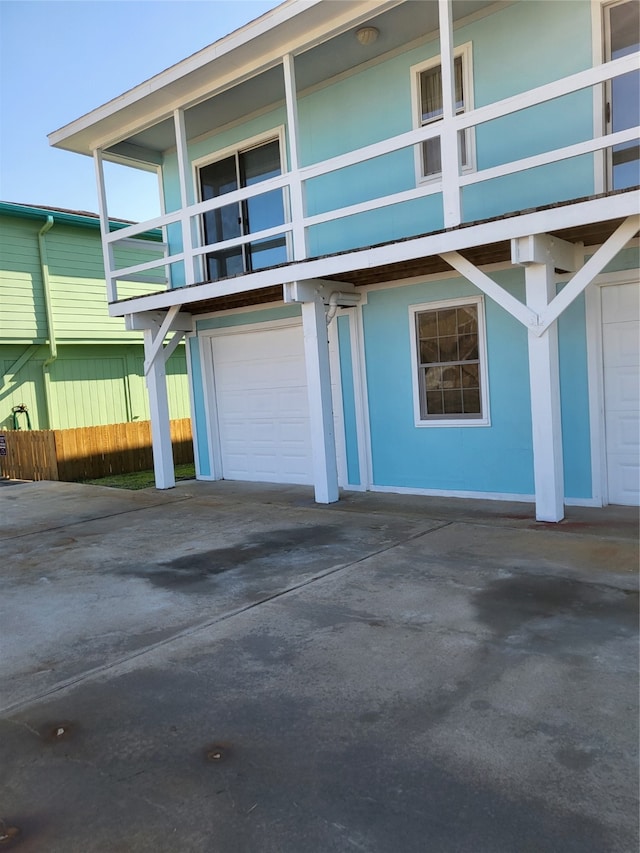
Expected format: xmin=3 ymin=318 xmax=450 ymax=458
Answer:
xmin=197 ymin=135 xmax=287 ymax=281
xmin=411 ymin=44 xmax=474 ymax=181
xmin=603 ymin=0 xmax=640 ymax=190
xmin=410 ymin=296 xmax=489 ymax=425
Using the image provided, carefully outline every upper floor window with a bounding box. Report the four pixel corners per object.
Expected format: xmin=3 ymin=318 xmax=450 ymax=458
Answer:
xmin=409 ymin=296 xmax=489 ymax=427
xmin=411 ymin=44 xmax=474 ymax=182
xmin=198 ymin=135 xmax=287 ymax=281
xmin=604 ymin=0 xmax=640 ymax=189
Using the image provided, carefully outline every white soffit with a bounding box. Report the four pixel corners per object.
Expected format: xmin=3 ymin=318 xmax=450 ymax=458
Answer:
xmin=48 ymin=0 xmax=497 ymax=156
xmin=48 ymin=0 xmax=399 ymax=155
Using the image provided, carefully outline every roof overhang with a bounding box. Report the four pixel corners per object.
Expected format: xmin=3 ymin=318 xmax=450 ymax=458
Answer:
xmin=48 ymin=0 xmax=501 ymax=157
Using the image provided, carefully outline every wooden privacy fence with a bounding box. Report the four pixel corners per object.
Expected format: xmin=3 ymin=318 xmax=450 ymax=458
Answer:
xmin=0 ymin=419 xmax=193 ymax=482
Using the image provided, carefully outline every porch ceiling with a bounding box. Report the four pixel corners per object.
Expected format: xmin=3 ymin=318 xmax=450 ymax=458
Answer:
xmin=50 ymin=0 xmax=499 ymax=158
xmin=132 ymin=193 xmax=638 ymax=317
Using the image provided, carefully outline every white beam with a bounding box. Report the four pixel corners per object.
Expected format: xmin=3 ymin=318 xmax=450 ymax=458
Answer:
xmin=125 ymin=310 xmax=193 ymax=332
xmin=537 ymin=215 xmax=639 ymax=334
xmin=301 ymin=298 xmax=339 ymax=504
xmin=143 ymin=305 xmax=181 ymax=375
xmin=143 ymin=327 xmax=175 ymax=490
xmin=174 ymin=108 xmax=198 ymax=286
xmin=93 ymin=149 xmax=117 ymax=303
xmin=438 ymin=0 xmax=461 ymax=227
xmin=282 ymin=53 xmax=307 ymax=261
xmin=511 ymin=233 xmax=578 ymax=273
xmin=284 ymin=278 xmax=356 ymax=304
xmin=162 ymin=330 xmax=186 ymax=363
xmin=442 ymin=251 xmax=537 ymax=328
xmin=525 ymin=262 xmax=564 ymax=522
xmin=107 ymin=192 xmax=640 ymax=317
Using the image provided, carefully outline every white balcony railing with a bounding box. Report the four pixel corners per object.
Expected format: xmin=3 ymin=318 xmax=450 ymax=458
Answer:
xmin=99 ymin=51 xmax=639 ymax=304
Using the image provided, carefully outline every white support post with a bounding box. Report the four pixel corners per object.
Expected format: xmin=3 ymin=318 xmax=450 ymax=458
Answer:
xmin=282 ymin=53 xmax=308 ymax=260
xmin=301 ymin=297 xmax=339 ymax=503
xmin=174 ymin=108 xmax=198 ymax=285
xmin=438 ymin=0 xmax=462 ymax=227
xmin=524 ymin=261 xmax=564 ymax=522
xmin=93 ymin=149 xmax=117 ymax=303
xmin=143 ymin=325 xmax=175 ymax=490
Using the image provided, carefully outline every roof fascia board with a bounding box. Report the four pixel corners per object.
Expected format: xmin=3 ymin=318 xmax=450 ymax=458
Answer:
xmin=49 ymin=0 xmax=401 ymax=155
xmin=0 ymin=202 xmax=162 ymax=237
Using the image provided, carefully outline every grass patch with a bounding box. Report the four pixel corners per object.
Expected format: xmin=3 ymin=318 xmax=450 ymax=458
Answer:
xmin=82 ymin=463 xmax=196 ymax=490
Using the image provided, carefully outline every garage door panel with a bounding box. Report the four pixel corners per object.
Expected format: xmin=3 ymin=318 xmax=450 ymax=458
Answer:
xmin=603 ymin=366 xmax=640 ymax=410
xmin=602 ymin=282 xmax=640 ymax=506
xmin=602 ymin=282 xmax=639 ymax=323
xmin=603 ymin=325 xmax=640 ymax=368
xmin=210 ymin=323 xmax=313 ymax=486
xmin=605 ymin=412 xmax=640 ymax=452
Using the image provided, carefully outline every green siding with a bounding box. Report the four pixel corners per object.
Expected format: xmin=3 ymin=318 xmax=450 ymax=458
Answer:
xmin=0 ymin=210 xmax=191 ymax=431
xmin=0 ymin=216 xmax=48 ymax=341
xmin=0 ymin=344 xmax=191 ymax=430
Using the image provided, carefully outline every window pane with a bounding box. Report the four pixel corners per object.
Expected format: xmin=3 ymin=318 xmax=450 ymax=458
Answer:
xmin=248 ymin=235 xmax=287 ymax=271
xmin=462 ymin=388 xmax=481 ymax=414
xmin=420 ymin=65 xmax=443 ymax=122
xmin=438 ymin=336 xmax=459 ymax=362
xmin=422 ymin=138 xmax=442 ymax=176
xmin=206 ymin=248 xmax=244 ymax=281
xmin=461 ymin=363 xmax=479 ymax=388
xmin=443 ymin=389 xmax=463 ymax=414
xmin=456 ymin=305 xmax=477 ymax=333
xmin=420 ymin=338 xmax=439 ymax=364
xmin=459 ymin=335 xmax=478 ymax=360
xmin=437 ymin=308 xmax=457 ymax=335
xmin=441 ymin=365 xmax=462 ymax=389
xmin=418 ymin=311 xmax=438 ymax=337
xmin=608 ymin=1 xmax=640 ymax=189
xmin=426 ymin=390 xmax=444 ymax=415
xmin=425 ymin=366 xmax=442 ymax=390
xmin=240 ymin=140 xmax=281 ymax=185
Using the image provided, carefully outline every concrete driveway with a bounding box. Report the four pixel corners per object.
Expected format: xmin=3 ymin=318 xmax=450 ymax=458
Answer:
xmin=0 ymin=480 xmax=637 ymax=853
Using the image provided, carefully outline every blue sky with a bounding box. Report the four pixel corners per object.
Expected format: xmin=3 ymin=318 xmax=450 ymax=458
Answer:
xmin=0 ymin=0 xmax=282 ymax=221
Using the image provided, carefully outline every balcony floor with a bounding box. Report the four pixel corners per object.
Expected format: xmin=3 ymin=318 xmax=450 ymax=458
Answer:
xmin=114 ymin=188 xmax=638 ymax=317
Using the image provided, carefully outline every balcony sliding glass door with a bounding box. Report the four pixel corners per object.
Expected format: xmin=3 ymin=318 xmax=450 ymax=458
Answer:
xmin=199 ymin=138 xmax=287 ymax=281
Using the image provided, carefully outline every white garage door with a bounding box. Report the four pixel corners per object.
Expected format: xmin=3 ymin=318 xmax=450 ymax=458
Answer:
xmin=210 ymin=323 xmax=313 ymax=485
xmin=602 ymin=281 xmax=640 ymax=506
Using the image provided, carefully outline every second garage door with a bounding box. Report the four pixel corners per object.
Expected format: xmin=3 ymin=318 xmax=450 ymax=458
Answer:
xmin=210 ymin=322 xmax=313 ymax=485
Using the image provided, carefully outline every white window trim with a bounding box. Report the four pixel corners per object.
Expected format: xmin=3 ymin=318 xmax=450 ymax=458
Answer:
xmin=410 ymin=42 xmax=476 ymax=186
xmin=191 ymin=126 xmax=288 ymax=280
xmin=409 ymin=294 xmax=490 ymax=428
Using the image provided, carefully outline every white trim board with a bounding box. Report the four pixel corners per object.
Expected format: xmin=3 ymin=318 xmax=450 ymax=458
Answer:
xmin=369 ymin=484 xmax=600 ymax=507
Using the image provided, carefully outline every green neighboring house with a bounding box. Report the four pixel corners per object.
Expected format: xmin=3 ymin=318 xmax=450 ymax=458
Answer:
xmin=0 ymin=201 xmax=191 ymax=430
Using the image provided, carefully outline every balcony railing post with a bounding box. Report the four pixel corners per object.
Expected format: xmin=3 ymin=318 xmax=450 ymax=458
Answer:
xmin=283 ymin=53 xmax=308 ymax=260
xmin=438 ymin=0 xmax=462 ymax=228
xmin=174 ymin=108 xmax=199 ymax=285
xmin=93 ymin=148 xmax=117 ymax=302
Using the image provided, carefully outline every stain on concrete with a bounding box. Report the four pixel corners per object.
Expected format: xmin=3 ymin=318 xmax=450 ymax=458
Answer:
xmin=555 ymin=745 xmax=597 ymax=771
xmin=120 ymin=525 xmax=343 ymax=591
xmin=473 ymin=574 xmax=639 ymax=639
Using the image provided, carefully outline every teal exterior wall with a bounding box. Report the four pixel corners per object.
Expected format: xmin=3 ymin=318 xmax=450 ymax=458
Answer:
xmin=358 ymin=272 xmax=594 ymax=500
xmin=160 ymin=0 xmax=596 ymax=271
xmin=152 ymin=0 xmax=636 ymax=501
xmin=0 ymin=208 xmax=191 ymax=430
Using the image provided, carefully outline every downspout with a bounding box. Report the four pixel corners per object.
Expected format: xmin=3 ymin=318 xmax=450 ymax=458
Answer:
xmin=326 ymin=292 xmax=361 ymax=325
xmin=38 ymin=216 xmax=56 ymax=429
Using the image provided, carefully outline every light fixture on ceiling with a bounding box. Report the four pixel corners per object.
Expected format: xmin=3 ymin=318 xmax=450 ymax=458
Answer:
xmin=355 ymin=26 xmax=379 ymax=46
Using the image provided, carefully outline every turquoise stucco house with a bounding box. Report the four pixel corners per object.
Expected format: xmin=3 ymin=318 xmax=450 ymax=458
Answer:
xmin=0 ymin=201 xmax=190 ymax=430
xmin=49 ymin=0 xmax=639 ymax=519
